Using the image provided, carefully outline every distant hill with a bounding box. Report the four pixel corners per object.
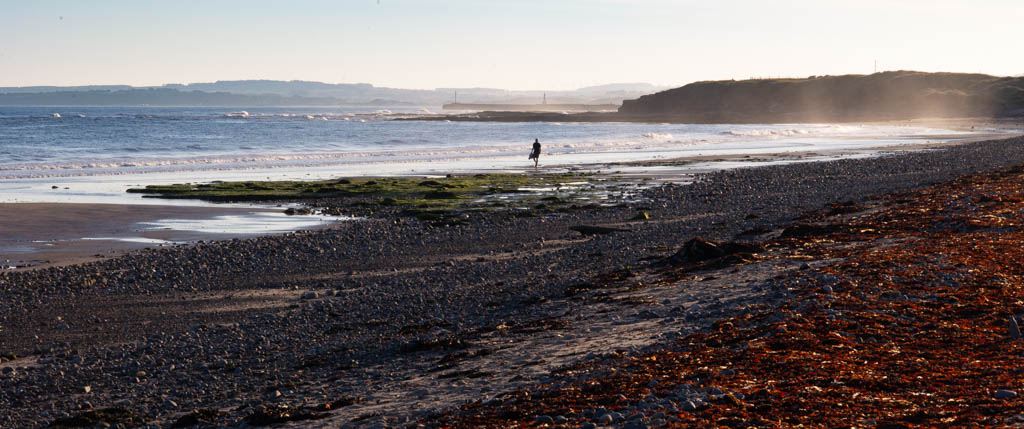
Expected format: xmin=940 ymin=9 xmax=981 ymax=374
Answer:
xmin=0 ymin=80 xmax=666 ymax=107
xmin=619 ymin=71 xmax=1024 ymax=122
xmin=0 ymin=85 xmax=134 ymax=94
xmin=0 ymin=88 xmax=346 ymax=107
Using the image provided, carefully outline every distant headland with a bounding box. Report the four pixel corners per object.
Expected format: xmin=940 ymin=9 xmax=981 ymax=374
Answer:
xmin=424 ymin=71 xmax=1024 ymax=123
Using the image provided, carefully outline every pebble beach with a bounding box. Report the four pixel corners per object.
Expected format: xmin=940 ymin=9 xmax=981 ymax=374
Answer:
xmin=2 ymin=135 xmax=1024 ymax=427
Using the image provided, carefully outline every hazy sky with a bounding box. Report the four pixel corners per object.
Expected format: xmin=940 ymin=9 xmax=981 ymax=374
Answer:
xmin=2 ymin=0 xmax=1021 ymax=90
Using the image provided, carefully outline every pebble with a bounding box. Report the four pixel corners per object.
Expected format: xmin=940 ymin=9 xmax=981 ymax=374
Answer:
xmin=1009 ymin=317 xmax=1022 ymax=339
xmin=681 ymin=400 xmax=698 ymax=411
xmin=995 ymin=389 xmax=1018 ymax=399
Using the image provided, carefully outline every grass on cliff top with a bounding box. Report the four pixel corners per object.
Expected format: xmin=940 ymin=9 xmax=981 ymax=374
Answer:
xmin=126 ymin=173 xmax=592 ymax=203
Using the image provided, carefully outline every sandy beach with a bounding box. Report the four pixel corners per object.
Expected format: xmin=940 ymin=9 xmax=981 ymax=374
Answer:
xmin=2 ymin=135 xmax=1024 ymax=427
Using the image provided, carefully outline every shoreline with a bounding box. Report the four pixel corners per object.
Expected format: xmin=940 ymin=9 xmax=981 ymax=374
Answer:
xmin=4 ymin=130 xmax=1018 ymax=271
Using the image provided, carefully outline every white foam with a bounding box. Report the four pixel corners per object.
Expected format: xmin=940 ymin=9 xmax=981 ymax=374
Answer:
xmin=724 ymin=128 xmax=811 ymax=137
xmin=642 ymin=132 xmax=674 ymax=140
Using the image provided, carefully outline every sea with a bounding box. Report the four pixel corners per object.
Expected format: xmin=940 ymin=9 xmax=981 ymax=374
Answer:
xmin=0 ymin=105 xmax=997 ymax=205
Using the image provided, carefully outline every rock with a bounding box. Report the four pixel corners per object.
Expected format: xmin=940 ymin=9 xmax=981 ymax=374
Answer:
xmin=301 ymin=292 xmax=319 ymax=300
xmin=283 ymin=207 xmax=313 ymax=216
xmin=1009 ymin=317 xmax=1021 ymax=339
xmin=636 ymin=310 xmax=661 ymax=319
xmin=83 ymin=386 xmax=92 ymax=393
xmin=995 ymin=389 xmax=1018 ymax=399
xmin=665 ymin=238 xmax=760 ymax=265
xmin=534 ymin=415 xmax=554 ymax=424
xmin=57 ymin=322 xmax=70 ymax=329
xmin=554 ymin=415 xmax=568 ymax=424
xmin=674 ymin=238 xmax=725 ymax=261
xmin=822 ymin=285 xmax=833 ymax=294
xmin=596 ymin=413 xmax=614 ymax=424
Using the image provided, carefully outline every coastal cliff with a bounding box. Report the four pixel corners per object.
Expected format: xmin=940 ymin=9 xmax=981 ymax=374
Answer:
xmin=620 ymin=71 xmax=1024 ymax=122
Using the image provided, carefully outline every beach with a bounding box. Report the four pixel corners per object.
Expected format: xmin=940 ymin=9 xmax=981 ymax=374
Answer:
xmin=2 ymin=134 xmax=1024 ymax=426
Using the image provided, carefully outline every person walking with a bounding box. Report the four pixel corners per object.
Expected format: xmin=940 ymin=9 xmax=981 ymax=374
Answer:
xmin=528 ymin=138 xmax=541 ymax=168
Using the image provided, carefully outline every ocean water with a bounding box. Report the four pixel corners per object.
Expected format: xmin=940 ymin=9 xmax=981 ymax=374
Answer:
xmin=0 ymin=105 xmax=990 ymax=203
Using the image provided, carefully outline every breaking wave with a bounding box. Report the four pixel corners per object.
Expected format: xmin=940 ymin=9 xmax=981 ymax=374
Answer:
xmin=642 ymin=132 xmax=674 ymax=140
xmin=724 ymin=128 xmax=812 ymax=137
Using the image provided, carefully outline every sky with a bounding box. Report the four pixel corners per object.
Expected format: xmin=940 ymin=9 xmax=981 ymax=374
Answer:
xmin=1 ymin=0 xmax=1022 ymax=90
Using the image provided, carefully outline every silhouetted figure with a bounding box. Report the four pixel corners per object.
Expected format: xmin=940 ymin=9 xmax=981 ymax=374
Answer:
xmin=529 ymin=138 xmax=541 ymax=167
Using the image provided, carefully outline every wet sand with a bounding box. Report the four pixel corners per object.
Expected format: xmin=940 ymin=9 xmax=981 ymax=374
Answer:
xmin=0 ymin=203 xmax=289 ymax=270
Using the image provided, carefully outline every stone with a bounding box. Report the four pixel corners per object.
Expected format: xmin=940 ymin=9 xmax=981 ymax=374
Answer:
xmin=283 ymin=207 xmax=313 ymax=216
xmin=83 ymin=386 xmax=92 ymax=393
xmin=301 ymin=292 xmax=319 ymax=300
xmin=1009 ymin=317 xmax=1022 ymax=339
xmin=597 ymin=414 xmax=614 ymax=424
xmin=534 ymin=415 xmax=554 ymax=425
xmin=995 ymin=389 xmax=1018 ymax=399
xmin=681 ymin=400 xmax=698 ymax=411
